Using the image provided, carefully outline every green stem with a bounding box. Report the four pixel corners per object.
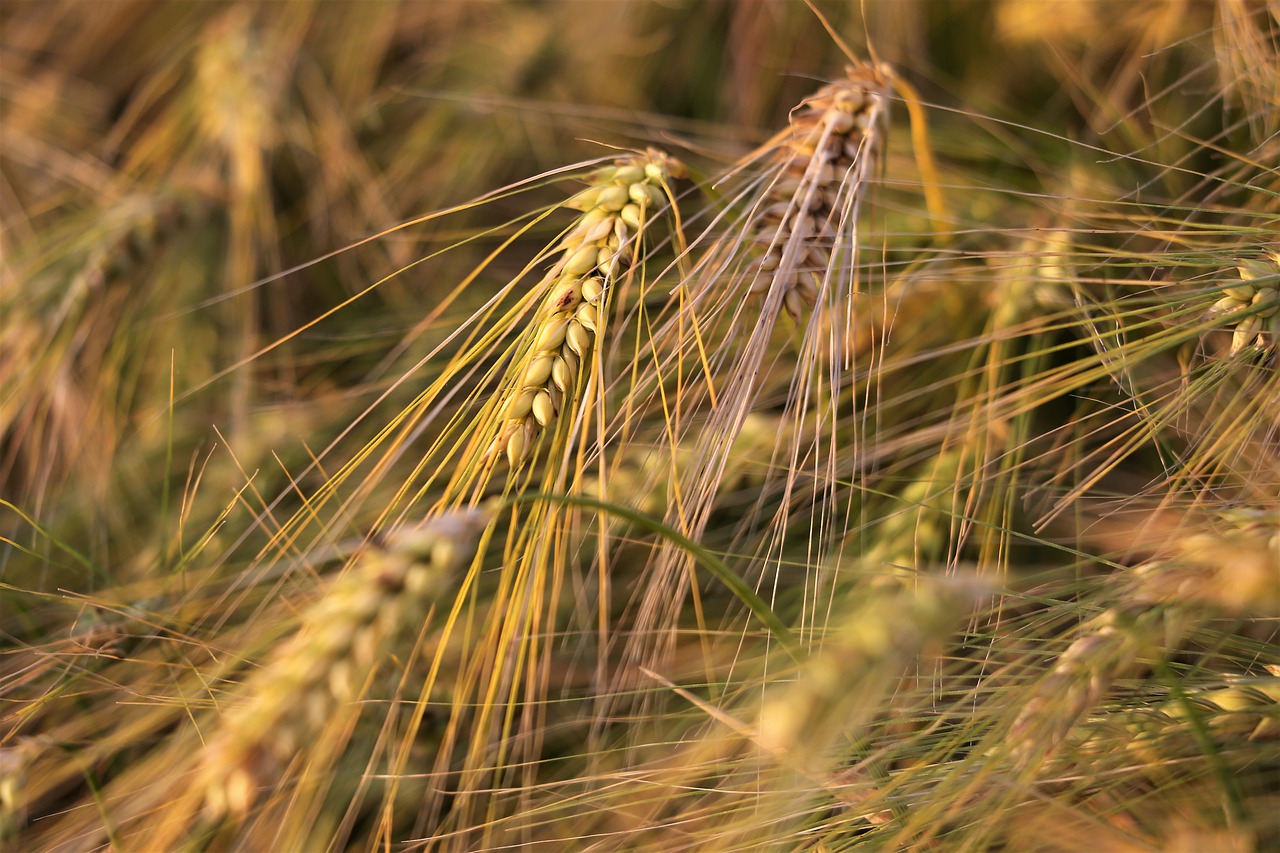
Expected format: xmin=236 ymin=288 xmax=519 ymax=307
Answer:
xmin=504 ymin=491 xmax=801 ymax=659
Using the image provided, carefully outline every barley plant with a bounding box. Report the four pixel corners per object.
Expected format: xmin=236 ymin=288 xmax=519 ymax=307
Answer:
xmin=3 ymin=1 xmax=1279 ymax=850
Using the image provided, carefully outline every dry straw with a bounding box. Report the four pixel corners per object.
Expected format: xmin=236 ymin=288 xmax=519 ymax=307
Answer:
xmin=198 ymin=508 xmax=490 ymax=821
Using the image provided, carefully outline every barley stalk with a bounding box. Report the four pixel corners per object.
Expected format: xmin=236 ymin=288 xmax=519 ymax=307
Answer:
xmin=198 ymin=508 xmax=489 ymax=821
xmin=490 ymin=148 xmax=684 ymax=469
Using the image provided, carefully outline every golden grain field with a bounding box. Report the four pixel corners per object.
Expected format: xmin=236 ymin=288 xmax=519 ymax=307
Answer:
xmin=3 ymin=2 xmax=1278 ymax=850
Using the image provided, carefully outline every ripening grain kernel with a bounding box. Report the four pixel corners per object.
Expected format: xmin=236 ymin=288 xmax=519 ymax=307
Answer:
xmin=1210 ymin=295 xmax=1245 ymax=316
xmin=535 ymin=318 xmax=570 ymax=351
xmin=1232 ymin=316 xmax=1261 ymax=353
xmin=783 ymin=288 xmax=805 ymax=321
xmin=576 ymin=214 xmax=616 ymax=246
xmin=506 ymin=427 xmax=527 ymax=467
xmin=552 ymin=279 xmax=583 ymax=309
xmin=581 ymin=276 xmax=604 ymax=303
xmin=613 ymin=164 xmax=646 ymax=185
xmin=565 ymin=319 xmax=592 ymax=356
xmin=564 ymin=243 xmax=600 ymax=277
xmin=639 ymin=184 xmax=666 ymax=208
xmin=795 ymin=276 xmax=819 ymax=302
xmin=1222 ymin=282 xmax=1256 ymax=301
xmin=575 ymin=302 xmax=599 ymax=333
xmin=551 ymin=356 xmax=573 ymax=392
xmin=595 ymin=185 xmax=630 ymax=212
xmin=790 ymin=212 xmax=815 ymax=243
xmin=508 ymin=388 xmax=537 ymax=419
xmin=760 ymin=203 xmax=789 ymax=225
xmin=531 ymin=390 xmax=555 ymax=427
xmin=628 ymin=181 xmax=652 ymax=206
xmin=1238 ymin=258 xmax=1276 ymax=281
xmin=524 ymin=355 xmax=555 ymax=386
xmin=620 ymin=203 xmax=643 ymax=229
xmin=566 ymin=186 xmax=601 ymax=211
xmin=612 ymin=219 xmax=630 ymax=249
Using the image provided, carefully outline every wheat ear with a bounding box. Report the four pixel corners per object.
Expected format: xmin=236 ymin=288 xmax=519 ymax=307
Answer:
xmin=491 ymin=149 xmax=684 ymax=469
xmin=198 ymin=508 xmax=490 ymax=820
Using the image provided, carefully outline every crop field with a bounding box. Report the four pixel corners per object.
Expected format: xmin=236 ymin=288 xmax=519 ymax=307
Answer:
xmin=2 ymin=1 xmax=1278 ymax=850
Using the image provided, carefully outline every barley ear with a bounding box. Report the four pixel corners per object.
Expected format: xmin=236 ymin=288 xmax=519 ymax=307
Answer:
xmin=757 ymin=574 xmax=989 ymax=768
xmin=492 ymin=149 xmax=684 ymax=469
xmin=198 ymin=507 xmax=490 ymax=822
xmin=1205 ymin=250 xmax=1280 ymax=355
xmin=745 ymin=64 xmax=891 ymax=319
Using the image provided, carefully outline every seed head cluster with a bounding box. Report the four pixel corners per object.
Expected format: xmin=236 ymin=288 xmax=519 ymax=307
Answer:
xmin=1208 ymin=250 xmax=1280 ymax=354
xmin=747 ymin=64 xmax=891 ymax=320
xmin=494 ymin=149 xmax=684 ymax=468
xmin=199 ymin=509 xmax=489 ymax=820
